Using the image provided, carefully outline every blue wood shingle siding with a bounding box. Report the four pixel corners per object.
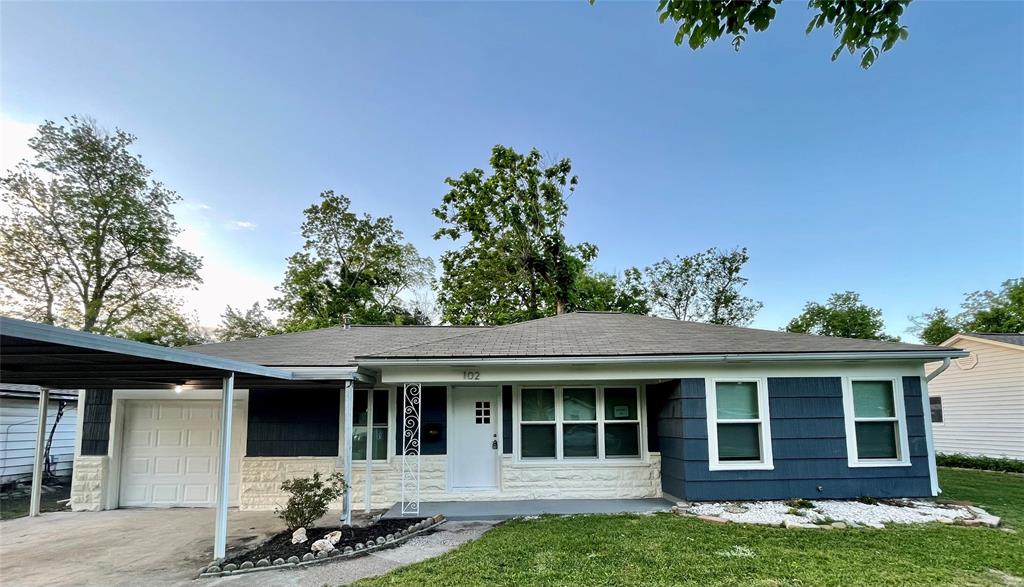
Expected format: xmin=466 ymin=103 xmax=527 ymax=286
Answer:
xmin=247 ymin=389 xmax=340 ymax=457
xmin=80 ymin=389 xmax=112 ymax=456
xmin=659 ymin=377 xmax=931 ymax=500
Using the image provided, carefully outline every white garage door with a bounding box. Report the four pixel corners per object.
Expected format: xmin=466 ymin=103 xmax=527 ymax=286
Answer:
xmin=119 ymin=400 xmax=245 ymax=508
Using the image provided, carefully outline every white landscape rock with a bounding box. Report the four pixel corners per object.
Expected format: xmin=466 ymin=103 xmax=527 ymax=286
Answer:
xmin=291 ymin=527 xmax=308 ymax=544
xmin=324 ymin=530 xmax=343 ymax=545
xmin=687 ymin=499 xmax=999 ymax=528
xmin=310 ymin=538 xmax=334 ymax=553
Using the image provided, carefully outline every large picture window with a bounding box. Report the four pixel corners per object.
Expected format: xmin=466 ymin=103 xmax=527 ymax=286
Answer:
xmin=706 ymin=379 xmax=773 ymax=471
xmin=518 ymin=386 xmax=641 ymax=460
xmin=352 ymin=388 xmax=389 ymax=461
xmin=842 ymin=378 xmax=910 ymax=467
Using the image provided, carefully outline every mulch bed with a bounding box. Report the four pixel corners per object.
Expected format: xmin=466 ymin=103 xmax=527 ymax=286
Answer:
xmin=223 ymin=518 xmax=427 ymax=567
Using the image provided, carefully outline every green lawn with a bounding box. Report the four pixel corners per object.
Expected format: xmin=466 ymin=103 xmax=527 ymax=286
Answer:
xmin=355 ymin=468 xmax=1023 ymax=586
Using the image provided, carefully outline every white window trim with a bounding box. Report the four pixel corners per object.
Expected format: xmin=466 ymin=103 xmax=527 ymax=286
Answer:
xmin=352 ymin=387 xmax=391 ymax=463
xmin=513 ymin=384 xmax=645 ymax=463
xmin=842 ymin=376 xmax=912 ymax=468
xmin=706 ymin=377 xmax=774 ymax=471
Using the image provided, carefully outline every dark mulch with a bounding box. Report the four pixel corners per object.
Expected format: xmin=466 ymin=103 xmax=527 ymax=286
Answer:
xmin=223 ymin=518 xmax=427 ymax=567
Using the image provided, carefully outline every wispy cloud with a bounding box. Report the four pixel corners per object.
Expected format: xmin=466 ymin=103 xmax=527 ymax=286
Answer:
xmin=227 ymin=220 xmax=257 ymax=231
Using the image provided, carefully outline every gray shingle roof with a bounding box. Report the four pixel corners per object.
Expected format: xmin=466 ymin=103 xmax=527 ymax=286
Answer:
xmin=358 ymin=312 xmax=955 ymax=360
xmin=187 ymin=312 xmax=959 ymax=367
xmin=967 ymin=333 xmax=1024 ymax=347
xmin=186 ymin=325 xmax=485 ymax=366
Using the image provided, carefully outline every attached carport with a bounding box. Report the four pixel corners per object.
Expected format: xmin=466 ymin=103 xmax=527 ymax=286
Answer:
xmin=0 ymin=317 xmax=366 ymax=559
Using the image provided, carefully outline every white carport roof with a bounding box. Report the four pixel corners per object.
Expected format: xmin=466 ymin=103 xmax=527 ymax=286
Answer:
xmin=0 ymin=316 xmax=372 ymax=388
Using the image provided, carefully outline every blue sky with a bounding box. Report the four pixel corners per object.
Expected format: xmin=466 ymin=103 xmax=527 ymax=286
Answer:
xmin=2 ymin=1 xmax=1022 ymax=337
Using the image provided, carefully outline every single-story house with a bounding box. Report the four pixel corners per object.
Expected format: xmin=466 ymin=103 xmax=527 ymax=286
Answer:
xmin=40 ymin=311 xmax=966 ymax=517
xmin=0 ymin=384 xmax=78 ymax=484
xmin=926 ymin=333 xmax=1024 ymax=460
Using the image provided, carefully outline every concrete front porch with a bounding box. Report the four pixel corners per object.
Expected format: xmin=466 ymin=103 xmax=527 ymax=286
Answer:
xmin=382 ymin=498 xmax=674 ymax=521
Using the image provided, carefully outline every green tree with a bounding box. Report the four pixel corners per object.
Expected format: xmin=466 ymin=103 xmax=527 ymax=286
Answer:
xmin=570 ymin=268 xmax=651 ymax=315
xmin=119 ymin=305 xmax=210 ymax=347
xmin=433 ymin=145 xmax=597 ymax=325
xmin=910 ymin=278 xmax=1024 ymax=343
xmin=786 ymin=291 xmax=898 ymax=340
xmin=638 ymin=0 xmax=911 ymax=69
xmin=645 ymin=247 xmax=762 ymax=326
xmin=0 ymin=116 xmax=202 ymax=333
xmin=217 ymin=302 xmax=279 ymax=341
xmin=271 ymin=191 xmax=433 ymax=330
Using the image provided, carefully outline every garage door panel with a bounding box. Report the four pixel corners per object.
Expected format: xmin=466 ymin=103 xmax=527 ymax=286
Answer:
xmin=119 ymin=400 xmax=244 ymax=508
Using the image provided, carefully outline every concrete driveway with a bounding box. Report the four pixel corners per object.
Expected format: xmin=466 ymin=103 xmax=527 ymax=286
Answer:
xmin=0 ymin=508 xmax=493 ymax=587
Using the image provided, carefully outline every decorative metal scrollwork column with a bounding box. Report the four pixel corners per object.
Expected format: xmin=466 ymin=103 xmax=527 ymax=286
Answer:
xmin=401 ymin=383 xmax=422 ymax=515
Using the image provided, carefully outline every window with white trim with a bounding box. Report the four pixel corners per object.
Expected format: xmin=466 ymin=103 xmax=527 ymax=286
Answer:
xmin=518 ymin=386 xmax=641 ymax=460
xmin=843 ymin=378 xmax=910 ymax=467
xmin=707 ymin=379 xmax=773 ymax=470
xmin=352 ymin=388 xmax=388 ymax=461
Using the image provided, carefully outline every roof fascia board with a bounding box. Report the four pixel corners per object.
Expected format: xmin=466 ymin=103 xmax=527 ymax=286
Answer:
xmin=286 ymin=366 xmax=376 ymax=384
xmin=1 ymin=317 xmax=294 ymax=380
xmin=941 ymin=334 xmax=1024 ymax=353
xmin=356 ymin=350 xmax=969 ymax=367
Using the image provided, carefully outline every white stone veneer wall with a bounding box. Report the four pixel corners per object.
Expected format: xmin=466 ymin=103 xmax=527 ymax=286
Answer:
xmin=238 ymin=454 xmax=661 ymax=511
xmin=70 ymin=455 xmax=108 ymax=511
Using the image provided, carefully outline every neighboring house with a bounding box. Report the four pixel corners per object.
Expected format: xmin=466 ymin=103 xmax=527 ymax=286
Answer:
xmin=0 ymin=384 xmax=78 ymax=485
xmin=926 ymin=333 xmax=1024 ymax=460
xmin=61 ymin=312 xmax=964 ymax=512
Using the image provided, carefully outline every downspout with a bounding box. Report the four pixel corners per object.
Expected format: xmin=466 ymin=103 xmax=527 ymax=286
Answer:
xmin=922 ymin=357 xmax=951 ymax=497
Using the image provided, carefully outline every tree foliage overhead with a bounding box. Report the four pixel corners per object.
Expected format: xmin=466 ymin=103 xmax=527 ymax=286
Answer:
xmin=271 ymin=191 xmax=433 ymax=331
xmin=786 ymin=291 xmax=898 ymax=340
xmin=910 ymin=278 xmax=1024 ymax=345
xmin=0 ymin=116 xmax=202 ymax=334
xmin=217 ymin=302 xmax=279 ymax=341
xmin=433 ymin=145 xmax=599 ymax=325
xmin=650 ymin=0 xmax=912 ymax=69
xmin=570 ymin=268 xmax=651 ymax=316
xmin=119 ymin=305 xmax=210 ymax=347
xmin=645 ymin=247 xmax=762 ymax=326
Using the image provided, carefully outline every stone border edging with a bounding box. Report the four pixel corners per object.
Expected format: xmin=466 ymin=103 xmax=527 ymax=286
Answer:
xmin=198 ymin=514 xmax=445 ymax=578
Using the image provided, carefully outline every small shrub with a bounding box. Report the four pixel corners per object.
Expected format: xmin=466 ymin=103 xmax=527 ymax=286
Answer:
xmin=856 ymin=496 xmax=879 ymax=505
xmin=276 ymin=472 xmax=348 ymax=531
xmin=784 ymin=498 xmax=815 ymax=509
xmin=787 ymin=507 xmax=805 ymax=516
xmin=936 ymin=453 xmax=1024 ymax=474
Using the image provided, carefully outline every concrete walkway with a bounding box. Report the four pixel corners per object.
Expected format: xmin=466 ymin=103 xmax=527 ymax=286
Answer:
xmin=382 ymin=498 xmax=674 ymax=520
xmin=0 ymin=508 xmax=489 ymax=587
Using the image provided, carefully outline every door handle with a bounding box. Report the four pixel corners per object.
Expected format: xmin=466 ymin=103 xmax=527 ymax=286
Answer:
xmin=492 ymin=434 xmax=498 ymax=450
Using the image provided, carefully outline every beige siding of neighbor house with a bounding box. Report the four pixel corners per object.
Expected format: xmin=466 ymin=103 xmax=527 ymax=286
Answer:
xmin=926 ymin=339 xmax=1024 ymax=460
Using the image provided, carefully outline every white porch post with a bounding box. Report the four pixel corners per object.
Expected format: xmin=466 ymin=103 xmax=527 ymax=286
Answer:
xmin=29 ymin=387 xmax=50 ymax=517
xmin=400 ymin=383 xmax=421 ymax=516
xmin=213 ymin=373 xmax=235 ymax=560
xmin=342 ymin=380 xmax=354 ymax=526
xmin=364 ymin=389 xmax=373 ymax=513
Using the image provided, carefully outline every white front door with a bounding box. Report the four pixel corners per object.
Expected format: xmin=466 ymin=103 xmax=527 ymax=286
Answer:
xmin=449 ymin=387 xmax=499 ymax=491
xmin=119 ymin=400 xmax=244 ymax=507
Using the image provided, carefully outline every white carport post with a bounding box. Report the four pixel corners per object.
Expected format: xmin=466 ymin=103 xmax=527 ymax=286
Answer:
xmin=214 ymin=373 xmax=235 ymax=560
xmin=342 ymin=380 xmax=354 ymax=526
xmin=29 ymin=387 xmax=50 ymax=517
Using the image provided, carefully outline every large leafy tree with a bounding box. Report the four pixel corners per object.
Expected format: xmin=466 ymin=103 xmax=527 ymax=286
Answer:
xmin=645 ymin=247 xmax=762 ymax=326
xmin=570 ymin=268 xmax=651 ymax=315
xmin=271 ymin=191 xmax=433 ymax=330
xmin=120 ymin=305 xmax=210 ymax=347
xmin=0 ymin=116 xmax=202 ymax=334
xmin=434 ymin=145 xmax=598 ymax=325
xmin=911 ymin=278 xmax=1024 ymax=344
xmin=634 ymin=0 xmax=912 ymax=69
xmin=786 ymin=291 xmax=898 ymax=340
xmin=217 ymin=302 xmax=280 ymax=341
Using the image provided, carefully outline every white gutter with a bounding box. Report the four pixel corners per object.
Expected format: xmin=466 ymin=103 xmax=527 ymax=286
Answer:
xmin=356 ymin=350 xmax=969 ymax=367
xmin=925 ymin=357 xmax=952 ymax=382
xmin=922 ymin=357 xmax=950 ymax=496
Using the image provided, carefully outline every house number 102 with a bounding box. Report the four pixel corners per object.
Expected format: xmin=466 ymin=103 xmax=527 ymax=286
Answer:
xmin=463 ymin=371 xmax=480 ymax=380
